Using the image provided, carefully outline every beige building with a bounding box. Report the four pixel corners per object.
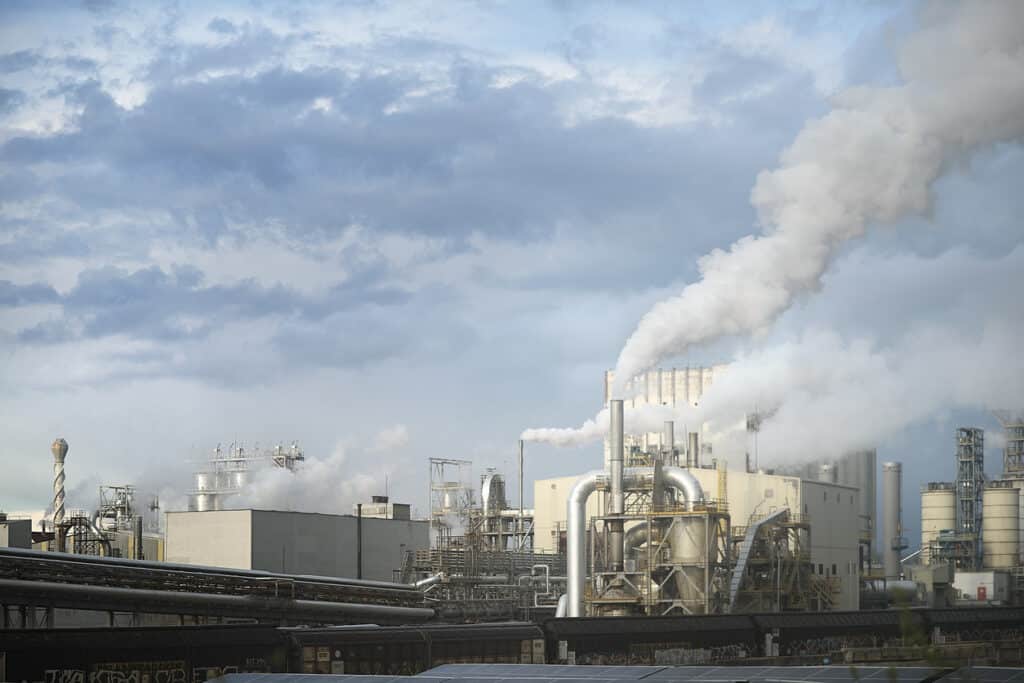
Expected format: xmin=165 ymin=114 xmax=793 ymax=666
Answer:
xmin=166 ymin=509 xmax=428 ymax=582
xmin=603 ymin=366 xmax=727 ymax=462
xmin=533 ymin=467 xmax=860 ymax=610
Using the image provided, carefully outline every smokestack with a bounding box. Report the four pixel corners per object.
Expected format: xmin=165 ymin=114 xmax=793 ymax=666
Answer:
xmin=50 ymin=438 xmax=68 ymax=532
xmin=608 ymin=399 xmax=624 ymax=572
xmin=662 ymin=421 xmax=675 ymax=465
xmin=882 ymin=462 xmax=904 ymax=580
xmin=687 ymin=432 xmax=699 ymax=468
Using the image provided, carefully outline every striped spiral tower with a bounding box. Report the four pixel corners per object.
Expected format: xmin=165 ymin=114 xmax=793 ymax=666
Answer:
xmin=51 ymin=438 xmax=68 ymax=529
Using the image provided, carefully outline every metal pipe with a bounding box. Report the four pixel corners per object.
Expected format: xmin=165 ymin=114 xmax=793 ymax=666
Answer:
xmin=414 ymin=573 xmax=444 ymax=589
xmin=0 ymin=578 xmax=434 ymax=623
xmin=687 ymin=432 xmax=699 ymax=468
xmin=0 ymin=547 xmax=418 ymax=592
xmin=356 ymin=503 xmax=363 ymax=580
xmin=623 ymin=524 xmax=649 ymax=558
xmin=662 ymin=466 xmax=705 ymax=510
xmin=566 ymin=465 xmax=705 ymax=617
xmin=662 ymin=421 xmax=675 ymax=465
xmin=519 ymin=439 xmax=525 ymax=551
xmin=608 ymin=399 xmax=625 ymax=572
xmin=566 ymin=470 xmax=602 ymax=617
xmin=134 ymin=516 xmax=144 ymax=560
xmin=555 ymin=593 xmax=568 ymax=618
xmin=882 ymin=462 xmax=903 ymax=579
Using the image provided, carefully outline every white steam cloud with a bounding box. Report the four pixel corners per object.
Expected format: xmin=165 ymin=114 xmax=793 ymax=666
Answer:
xmin=612 ymin=1 xmax=1024 ymax=394
xmin=525 ymin=2 xmax=1024 ymax=455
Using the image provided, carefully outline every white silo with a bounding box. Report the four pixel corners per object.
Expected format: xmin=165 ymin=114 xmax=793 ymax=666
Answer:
xmin=920 ymin=482 xmax=955 ymax=565
xmin=982 ymin=482 xmax=1020 ymax=569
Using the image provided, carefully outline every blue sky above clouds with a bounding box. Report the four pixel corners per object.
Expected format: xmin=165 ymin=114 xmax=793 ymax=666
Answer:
xmin=1 ymin=1 xmax=1021 ymax=549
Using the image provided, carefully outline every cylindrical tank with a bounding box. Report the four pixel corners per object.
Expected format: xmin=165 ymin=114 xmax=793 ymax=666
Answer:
xmin=881 ymin=462 xmax=903 ymax=579
xmin=668 ymin=517 xmax=711 ymax=612
xmin=191 ymin=493 xmax=216 ymax=512
xmin=687 ymin=432 xmax=699 ymax=468
xmin=818 ymin=463 xmax=838 ymax=484
xmin=982 ymin=482 xmax=1020 ymax=569
xmin=920 ymin=483 xmax=955 ymax=565
xmin=194 ymin=472 xmax=216 ymax=492
xmin=224 ymin=470 xmax=248 ymax=491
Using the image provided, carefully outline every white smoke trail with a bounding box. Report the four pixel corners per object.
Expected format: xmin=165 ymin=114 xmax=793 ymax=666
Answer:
xmin=525 ymin=2 xmax=1024 ymax=449
xmin=611 ymin=1 xmax=1024 ymax=395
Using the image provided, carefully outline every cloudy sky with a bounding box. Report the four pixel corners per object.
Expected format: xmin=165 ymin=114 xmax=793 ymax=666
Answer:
xmin=1 ymin=1 xmax=1021 ymax=548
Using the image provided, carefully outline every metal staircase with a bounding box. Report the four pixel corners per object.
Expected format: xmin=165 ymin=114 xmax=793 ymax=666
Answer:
xmin=728 ymin=507 xmax=790 ymax=612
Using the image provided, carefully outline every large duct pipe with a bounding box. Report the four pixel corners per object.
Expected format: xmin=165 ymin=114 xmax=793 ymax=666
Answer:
xmin=662 ymin=466 xmax=705 ymax=511
xmin=566 ymin=470 xmax=602 ymax=618
xmin=51 ymin=438 xmax=68 ymax=532
xmin=687 ymin=432 xmax=699 ymax=468
xmin=624 ymin=524 xmax=649 ymax=558
xmin=662 ymin=421 xmax=675 ymax=465
xmin=566 ymin=466 xmax=705 ymax=617
xmin=608 ymin=399 xmax=625 ymax=572
xmin=882 ymin=462 xmax=903 ymax=580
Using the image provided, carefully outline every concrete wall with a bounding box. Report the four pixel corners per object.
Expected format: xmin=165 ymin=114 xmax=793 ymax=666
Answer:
xmin=165 ymin=509 xmax=252 ymax=569
xmin=249 ymin=510 xmax=428 ymax=581
xmin=533 ymin=475 xmax=605 ymax=553
xmin=800 ymin=480 xmax=861 ymax=610
xmin=166 ymin=509 xmax=428 ymax=581
xmin=0 ymin=518 xmax=32 ymax=548
xmin=954 ymin=570 xmax=1011 ymax=603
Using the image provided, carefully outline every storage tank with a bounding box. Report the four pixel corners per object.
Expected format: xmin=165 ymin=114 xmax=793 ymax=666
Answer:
xmin=667 ymin=517 xmax=712 ymax=612
xmin=194 ymin=471 xmax=216 ymax=491
xmin=224 ymin=469 xmax=248 ymax=491
xmin=818 ymin=463 xmax=838 ymax=484
xmin=920 ymin=483 xmax=955 ymax=565
xmin=982 ymin=482 xmax=1020 ymax=569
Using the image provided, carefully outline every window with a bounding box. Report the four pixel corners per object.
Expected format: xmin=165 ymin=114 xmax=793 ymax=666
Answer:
xmin=823 ymin=491 xmax=827 ymax=501
xmin=818 ymin=563 xmax=823 ymax=575
xmin=804 ymin=503 xmax=808 ymax=514
xmin=832 ymin=563 xmax=837 ymax=575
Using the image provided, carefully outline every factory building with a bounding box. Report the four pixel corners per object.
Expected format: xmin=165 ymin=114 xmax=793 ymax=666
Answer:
xmin=602 ymin=366 xmax=726 ymax=464
xmin=1 ymin=513 xmax=32 ymax=549
xmin=165 ymin=509 xmax=428 ymax=582
xmin=533 ymin=465 xmax=860 ymax=611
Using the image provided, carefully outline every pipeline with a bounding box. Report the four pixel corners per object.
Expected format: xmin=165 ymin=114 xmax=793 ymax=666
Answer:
xmin=565 ymin=465 xmax=704 ymax=617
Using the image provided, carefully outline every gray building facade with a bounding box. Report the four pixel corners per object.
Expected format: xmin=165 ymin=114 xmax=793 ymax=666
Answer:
xmin=165 ymin=509 xmax=428 ymax=582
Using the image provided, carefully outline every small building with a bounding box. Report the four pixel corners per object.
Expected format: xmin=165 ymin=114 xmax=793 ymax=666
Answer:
xmin=953 ymin=570 xmax=1012 ymax=604
xmin=165 ymin=509 xmax=428 ymax=582
xmin=355 ymin=496 xmax=411 ymax=521
xmin=0 ymin=514 xmax=32 ymax=549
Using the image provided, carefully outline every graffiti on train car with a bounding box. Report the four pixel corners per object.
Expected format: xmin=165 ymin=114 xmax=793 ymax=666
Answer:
xmin=44 ymin=661 xmax=186 ymax=683
xmin=38 ymin=657 xmax=270 ymax=683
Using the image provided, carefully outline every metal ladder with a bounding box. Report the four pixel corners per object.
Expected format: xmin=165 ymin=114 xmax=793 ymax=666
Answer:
xmin=728 ymin=507 xmax=790 ymax=611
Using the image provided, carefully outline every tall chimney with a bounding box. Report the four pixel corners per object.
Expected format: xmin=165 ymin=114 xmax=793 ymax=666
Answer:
xmin=882 ymin=462 xmax=904 ymax=579
xmin=608 ymin=399 xmax=625 ymax=572
xmin=687 ymin=432 xmax=700 ymax=468
xmin=662 ymin=421 xmax=675 ymax=465
xmin=51 ymin=438 xmax=69 ymax=530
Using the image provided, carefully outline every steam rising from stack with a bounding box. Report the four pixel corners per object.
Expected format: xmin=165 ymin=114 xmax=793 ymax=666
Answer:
xmin=611 ymin=2 xmax=1024 ymax=393
xmin=524 ymin=2 xmax=1024 ymax=453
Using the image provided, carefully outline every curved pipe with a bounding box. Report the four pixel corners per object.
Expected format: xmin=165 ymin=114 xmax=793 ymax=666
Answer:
xmin=662 ymin=466 xmax=705 ymax=510
xmin=566 ymin=466 xmax=706 ymax=617
xmin=623 ymin=524 xmax=649 ymax=558
xmin=566 ymin=470 xmax=602 ymax=618
xmin=555 ymin=593 xmax=568 ymax=618
xmin=414 ymin=573 xmax=444 ymax=589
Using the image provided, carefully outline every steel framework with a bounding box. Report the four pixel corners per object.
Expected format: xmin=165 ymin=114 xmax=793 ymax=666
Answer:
xmin=955 ymin=427 xmax=984 ymax=569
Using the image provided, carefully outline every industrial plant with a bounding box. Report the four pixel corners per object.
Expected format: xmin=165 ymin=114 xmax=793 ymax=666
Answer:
xmin=2 ymin=371 xmax=1024 ymax=677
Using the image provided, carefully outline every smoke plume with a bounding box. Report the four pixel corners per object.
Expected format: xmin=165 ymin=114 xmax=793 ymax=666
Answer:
xmin=525 ymin=2 xmax=1024 ymax=455
xmin=611 ymin=1 xmax=1024 ymax=394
